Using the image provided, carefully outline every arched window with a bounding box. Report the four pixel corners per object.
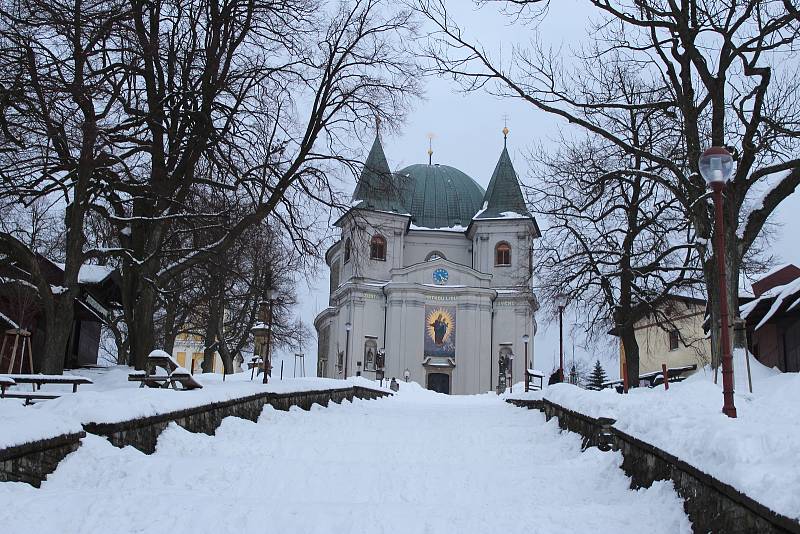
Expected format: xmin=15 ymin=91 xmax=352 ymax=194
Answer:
xmin=495 ymin=242 xmax=511 ymax=266
xmin=370 ymin=234 xmax=386 ymax=261
xmin=344 ymin=238 xmax=352 ymax=263
xmin=426 ymin=251 xmax=446 ymax=261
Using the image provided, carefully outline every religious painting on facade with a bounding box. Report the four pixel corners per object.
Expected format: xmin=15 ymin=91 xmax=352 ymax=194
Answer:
xmin=424 ymin=306 xmax=456 ymax=359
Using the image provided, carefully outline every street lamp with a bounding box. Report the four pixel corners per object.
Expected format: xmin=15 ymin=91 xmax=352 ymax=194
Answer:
xmin=699 ymin=146 xmax=737 ymax=418
xmin=554 ymin=293 xmax=568 ymax=383
xmin=344 ymin=322 xmax=352 ymax=380
xmin=522 ymin=334 xmax=530 ymax=392
xmin=251 ymin=288 xmax=276 ymax=385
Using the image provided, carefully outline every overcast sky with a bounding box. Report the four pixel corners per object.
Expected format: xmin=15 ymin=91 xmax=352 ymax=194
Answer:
xmin=277 ymin=0 xmax=800 ymax=379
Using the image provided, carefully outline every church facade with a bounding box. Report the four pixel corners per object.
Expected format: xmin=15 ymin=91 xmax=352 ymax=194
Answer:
xmin=314 ymin=130 xmax=540 ymax=395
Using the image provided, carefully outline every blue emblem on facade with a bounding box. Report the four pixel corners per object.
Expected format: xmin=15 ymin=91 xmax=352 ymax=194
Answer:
xmin=433 ymin=268 xmax=449 ymax=284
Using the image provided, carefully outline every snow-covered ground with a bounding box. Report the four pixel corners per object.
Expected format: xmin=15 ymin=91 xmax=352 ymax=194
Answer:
xmin=0 ymin=383 xmax=691 ymax=533
xmin=0 ymin=367 xmax=386 ymax=448
xmin=511 ymin=352 xmax=800 ymax=521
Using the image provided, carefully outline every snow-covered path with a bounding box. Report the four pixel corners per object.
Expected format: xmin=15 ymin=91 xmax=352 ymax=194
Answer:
xmin=0 ymin=385 xmax=690 ymax=533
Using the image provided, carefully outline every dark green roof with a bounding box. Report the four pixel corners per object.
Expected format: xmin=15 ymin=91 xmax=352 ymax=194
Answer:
xmin=474 ymin=145 xmax=531 ymax=220
xmin=351 ymin=135 xmax=406 ymax=213
xmin=397 ymin=164 xmax=485 ymax=228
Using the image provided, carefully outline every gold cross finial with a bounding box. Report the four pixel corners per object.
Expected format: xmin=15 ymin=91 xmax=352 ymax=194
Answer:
xmin=427 ymin=132 xmax=435 ymax=165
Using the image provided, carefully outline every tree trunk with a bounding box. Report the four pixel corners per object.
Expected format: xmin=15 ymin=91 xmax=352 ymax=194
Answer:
xmin=217 ymin=342 xmax=234 ymax=375
xmin=36 ymin=295 xmax=76 ymax=374
xmin=123 ymin=273 xmax=157 ymax=370
xmin=202 ymin=296 xmax=221 ymax=373
xmin=619 ymin=324 xmax=640 ymax=389
xmin=703 ymin=222 xmax=742 ymax=370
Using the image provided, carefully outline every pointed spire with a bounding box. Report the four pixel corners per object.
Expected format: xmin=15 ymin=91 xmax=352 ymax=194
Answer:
xmin=474 ymin=137 xmax=531 ymax=220
xmin=351 ymin=132 xmax=406 ymax=213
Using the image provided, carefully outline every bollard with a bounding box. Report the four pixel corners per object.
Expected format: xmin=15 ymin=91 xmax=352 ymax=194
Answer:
xmin=662 ymin=363 xmax=669 ymax=390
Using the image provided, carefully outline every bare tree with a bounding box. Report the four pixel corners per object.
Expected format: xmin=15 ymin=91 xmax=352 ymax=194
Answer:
xmin=418 ymin=0 xmax=800 ymax=365
xmin=0 ymin=0 xmax=128 ymax=372
xmin=96 ymin=0 xmax=419 ymax=369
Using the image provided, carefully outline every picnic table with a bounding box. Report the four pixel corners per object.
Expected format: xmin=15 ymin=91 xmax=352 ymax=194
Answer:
xmin=128 ymin=350 xmax=203 ymax=390
xmin=0 ymin=373 xmax=93 ymax=404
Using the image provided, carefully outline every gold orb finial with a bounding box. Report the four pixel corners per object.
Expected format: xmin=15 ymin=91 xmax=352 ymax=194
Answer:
xmin=502 ymin=126 xmax=509 ymax=138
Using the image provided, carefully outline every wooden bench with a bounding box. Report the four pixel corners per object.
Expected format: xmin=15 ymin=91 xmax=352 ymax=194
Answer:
xmin=1 ymin=374 xmax=93 ymax=393
xmin=128 ymin=371 xmax=172 ymax=388
xmin=1 ymin=392 xmax=62 ymax=405
xmin=0 ymin=376 xmax=16 ymax=398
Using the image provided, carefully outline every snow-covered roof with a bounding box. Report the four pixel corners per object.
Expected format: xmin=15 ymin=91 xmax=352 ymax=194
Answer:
xmin=408 ymin=223 xmax=468 ymax=233
xmin=53 ymin=262 xmax=115 ymax=284
xmin=741 ymin=275 xmax=800 ymax=329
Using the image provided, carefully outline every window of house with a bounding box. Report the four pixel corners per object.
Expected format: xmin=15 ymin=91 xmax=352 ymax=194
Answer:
xmin=344 ymin=238 xmax=351 ymax=263
xmin=370 ymin=235 xmax=386 ymax=260
xmin=426 ymin=251 xmax=446 ymax=261
xmin=495 ymin=242 xmax=511 ymax=266
xmin=668 ymin=330 xmax=680 ymax=351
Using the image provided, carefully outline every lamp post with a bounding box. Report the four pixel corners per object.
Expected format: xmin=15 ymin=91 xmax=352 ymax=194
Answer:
xmin=699 ymin=146 xmax=737 ymax=418
xmin=344 ymin=322 xmax=352 ymax=380
xmin=262 ymin=288 xmax=276 ymax=384
xmin=555 ymin=293 xmax=567 ymax=383
xmin=522 ymin=334 xmax=530 ymax=392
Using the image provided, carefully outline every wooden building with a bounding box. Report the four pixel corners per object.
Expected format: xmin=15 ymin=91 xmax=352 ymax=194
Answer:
xmin=0 ymin=256 xmax=121 ymax=372
xmin=741 ymin=264 xmax=800 ymax=372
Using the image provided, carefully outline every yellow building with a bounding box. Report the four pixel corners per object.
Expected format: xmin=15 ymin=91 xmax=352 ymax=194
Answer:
xmin=172 ymin=332 xmax=225 ymax=374
xmin=616 ymin=295 xmax=710 ymax=380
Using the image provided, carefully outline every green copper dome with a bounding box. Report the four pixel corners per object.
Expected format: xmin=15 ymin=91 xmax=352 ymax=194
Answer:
xmin=397 ymin=164 xmax=485 ymax=229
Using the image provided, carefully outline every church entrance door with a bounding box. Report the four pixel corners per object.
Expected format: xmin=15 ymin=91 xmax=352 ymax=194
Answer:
xmin=427 ymin=372 xmax=450 ymax=394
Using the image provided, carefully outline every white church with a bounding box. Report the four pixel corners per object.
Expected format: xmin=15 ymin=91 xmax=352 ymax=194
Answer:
xmin=314 ymin=128 xmax=540 ymax=394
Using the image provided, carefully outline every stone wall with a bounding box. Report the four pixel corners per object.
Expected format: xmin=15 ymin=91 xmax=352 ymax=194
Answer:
xmin=508 ymin=398 xmax=800 ymax=534
xmin=0 ymin=432 xmax=85 ymax=488
xmin=2 ymin=385 xmax=390 ymax=486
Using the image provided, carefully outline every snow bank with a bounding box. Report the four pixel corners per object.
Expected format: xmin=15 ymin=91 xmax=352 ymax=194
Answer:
xmin=0 ymin=403 xmax=83 ymax=450
xmin=0 ymin=371 xmax=387 ymax=448
xmin=0 ymin=384 xmax=690 ymax=533
xmin=543 ymin=353 xmax=800 ymax=520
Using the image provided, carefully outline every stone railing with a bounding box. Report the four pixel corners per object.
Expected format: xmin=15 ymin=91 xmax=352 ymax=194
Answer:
xmin=508 ymin=398 xmax=800 ymax=534
xmin=2 ymin=385 xmax=390 ymax=487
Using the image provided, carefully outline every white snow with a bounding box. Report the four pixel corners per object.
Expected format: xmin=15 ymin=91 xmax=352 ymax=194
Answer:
xmin=0 ymin=367 xmax=385 ymax=447
xmin=535 ymin=353 xmax=800 ymax=520
xmin=0 ymin=383 xmax=690 ymax=533
xmin=737 ymin=170 xmax=792 ymax=239
xmin=754 ymin=277 xmax=800 ymax=330
xmin=53 ymin=262 xmax=114 ymax=284
xmin=408 ymin=223 xmax=468 ymax=232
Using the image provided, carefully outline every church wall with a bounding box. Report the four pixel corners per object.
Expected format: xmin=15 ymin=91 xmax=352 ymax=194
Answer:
xmin=403 ymin=231 xmax=471 ymax=268
xmin=337 ymin=211 xmax=409 ymax=284
xmin=470 ymin=220 xmax=535 ymax=288
xmin=492 ymin=297 xmax=536 ymax=389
